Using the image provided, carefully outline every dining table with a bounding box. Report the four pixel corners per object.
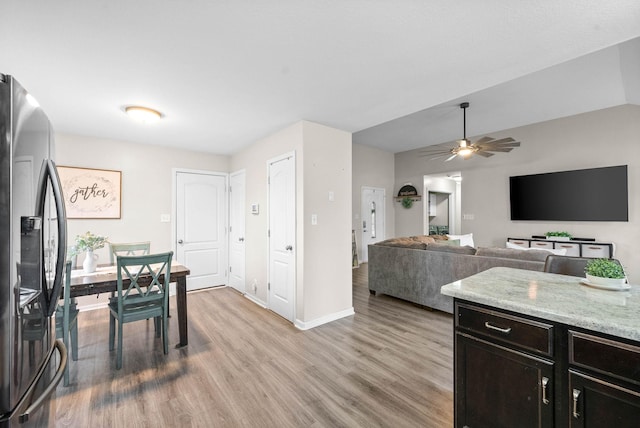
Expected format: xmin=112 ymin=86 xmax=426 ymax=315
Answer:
xmin=68 ymin=262 xmax=191 ymax=347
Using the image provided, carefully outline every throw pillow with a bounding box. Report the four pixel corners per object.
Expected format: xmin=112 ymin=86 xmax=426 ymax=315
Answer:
xmin=506 ymin=241 xmax=567 ymax=256
xmin=411 ymin=235 xmax=436 ymax=245
xmin=447 ymin=233 xmax=474 ymax=247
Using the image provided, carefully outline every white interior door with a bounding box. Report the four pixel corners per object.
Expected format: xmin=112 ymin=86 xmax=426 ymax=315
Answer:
xmin=175 ymin=170 xmax=227 ymax=291
xmin=268 ymin=153 xmax=295 ymax=322
xmin=229 ymin=170 xmax=246 ymax=293
xmin=361 ymin=187 xmax=385 ymax=263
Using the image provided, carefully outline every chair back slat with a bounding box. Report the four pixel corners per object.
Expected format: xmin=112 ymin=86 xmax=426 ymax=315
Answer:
xmin=109 ymin=241 xmax=151 ymax=264
xmin=116 ymin=252 xmax=173 ymax=312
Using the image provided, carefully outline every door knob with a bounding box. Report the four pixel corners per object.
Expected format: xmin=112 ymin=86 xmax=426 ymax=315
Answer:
xmin=239 ymin=237 xmax=245 ymax=242
xmin=285 ymin=245 xmax=293 ymax=251
xmin=178 ymin=239 xmax=184 ymax=244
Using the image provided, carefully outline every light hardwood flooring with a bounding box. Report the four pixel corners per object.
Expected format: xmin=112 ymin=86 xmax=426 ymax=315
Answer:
xmin=55 ymin=265 xmax=454 ymax=427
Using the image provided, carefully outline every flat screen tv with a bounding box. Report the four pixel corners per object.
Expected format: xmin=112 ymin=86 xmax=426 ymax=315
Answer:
xmin=510 ymin=165 xmax=628 ymax=221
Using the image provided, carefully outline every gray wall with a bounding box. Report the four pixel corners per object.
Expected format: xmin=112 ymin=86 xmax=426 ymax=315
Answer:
xmin=394 ymin=104 xmax=640 ymax=281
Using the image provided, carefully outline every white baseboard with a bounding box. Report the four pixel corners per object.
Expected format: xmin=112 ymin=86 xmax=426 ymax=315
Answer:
xmin=294 ymin=307 xmax=355 ymax=330
xmin=244 ymin=293 xmax=267 ymax=308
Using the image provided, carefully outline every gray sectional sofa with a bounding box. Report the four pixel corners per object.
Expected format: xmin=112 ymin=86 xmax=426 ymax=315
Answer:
xmin=367 ymin=237 xmax=550 ymax=314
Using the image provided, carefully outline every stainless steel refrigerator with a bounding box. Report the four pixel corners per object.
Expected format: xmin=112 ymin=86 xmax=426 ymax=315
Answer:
xmin=0 ymin=74 xmax=68 ymax=427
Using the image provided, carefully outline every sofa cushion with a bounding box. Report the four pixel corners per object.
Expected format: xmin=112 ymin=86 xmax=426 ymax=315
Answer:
xmin=375 ymin=238 xmax=427 ymax=249
xmin=476 ymin=246 xmax=551 ymax=263
xmin=426 ymin=242 xmax=477 ymax=255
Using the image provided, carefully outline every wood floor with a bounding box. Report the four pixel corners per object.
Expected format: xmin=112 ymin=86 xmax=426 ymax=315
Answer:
xmin=55 ymin=265 xmax=454 ymax=427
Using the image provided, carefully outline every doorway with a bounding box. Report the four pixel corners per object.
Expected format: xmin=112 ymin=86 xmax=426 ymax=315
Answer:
xmin=268 ymin=153 xmax=296 ymax=322
xmin=360 ymin=187 xmax=386 ymax=263
xmin=423 ymin=172 xmax=462 ymax=236
xmin=174 ymin=169 xmax=228 ymax=291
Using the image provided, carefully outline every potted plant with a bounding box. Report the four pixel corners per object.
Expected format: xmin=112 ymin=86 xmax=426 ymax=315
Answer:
xmin=71 ymin=231 xmax=108 ymax=273
xmin=584 ymin=258 xmax=627 ymax=288
xmin=545 ymin=231 xmax=572 ymax=241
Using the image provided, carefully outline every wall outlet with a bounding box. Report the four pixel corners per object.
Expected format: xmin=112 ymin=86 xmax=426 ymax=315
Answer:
xmin=463 ymin=214 xmax=475 ymax=220
xmin=160 ymin=214 xmax=171 ymax=222
xmin=251 ymin=279 xmax=258 ymax=293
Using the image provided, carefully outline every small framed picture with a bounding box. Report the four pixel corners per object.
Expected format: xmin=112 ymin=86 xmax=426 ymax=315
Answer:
xmin=57 ymin=166 xmax=122 ymax=219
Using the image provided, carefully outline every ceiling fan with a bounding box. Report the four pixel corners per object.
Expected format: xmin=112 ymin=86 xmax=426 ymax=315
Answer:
xmin=419 ymin=102 xmax=521 ymax=161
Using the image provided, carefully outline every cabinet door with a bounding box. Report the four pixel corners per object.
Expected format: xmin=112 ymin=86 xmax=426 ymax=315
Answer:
xmin=569 ymin=371 xmax=640 ymax=428
xmin=456 ymin=333 xmax=554 ymax=428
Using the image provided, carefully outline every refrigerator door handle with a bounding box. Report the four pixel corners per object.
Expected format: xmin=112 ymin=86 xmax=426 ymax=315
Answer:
xmin=18 ymin=339 xmax=68 ymax=424
xmin=35 ymin=159 xmax=68 ymax=317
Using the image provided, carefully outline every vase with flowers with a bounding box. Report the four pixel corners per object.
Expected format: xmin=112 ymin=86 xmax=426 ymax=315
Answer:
xmin=71 ymin=231 xmax=108 ymax=273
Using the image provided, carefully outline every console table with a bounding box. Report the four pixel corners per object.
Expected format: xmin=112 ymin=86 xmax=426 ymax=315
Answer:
xmin=507 ymin=237 xmax=614 ymax=258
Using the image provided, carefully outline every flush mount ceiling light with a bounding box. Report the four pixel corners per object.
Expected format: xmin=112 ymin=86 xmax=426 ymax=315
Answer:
xmin=419 ymin=102 xmax=521 ymax=161
xmin=123 ymin=105 xmax=163 ymax=123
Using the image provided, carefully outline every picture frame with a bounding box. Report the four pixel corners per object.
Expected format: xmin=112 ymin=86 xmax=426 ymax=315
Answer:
xmin=56 ymin=166 xmax=122 ymax=219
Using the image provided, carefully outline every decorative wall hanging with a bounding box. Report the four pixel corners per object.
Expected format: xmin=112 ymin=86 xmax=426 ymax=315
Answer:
xmin=395 ymin=184 xmax=421 ymax=208
xmin=57 ymin=166 xmax=122 ymax=219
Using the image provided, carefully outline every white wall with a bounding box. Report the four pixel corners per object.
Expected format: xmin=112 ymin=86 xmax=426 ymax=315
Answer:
xmin=352 ymin=143 xmax=395 ymax=261
xmin=56 ymin=133 xmax=229 ymax=263
xmin=230 ymin=121 xmax=353 ymax=327
xmin=394 ymin=104 xmax=640 ymax=281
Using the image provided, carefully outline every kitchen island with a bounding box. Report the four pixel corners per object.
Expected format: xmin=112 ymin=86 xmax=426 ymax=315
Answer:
xmin=441 ymin=267 xmax=640 ymax=428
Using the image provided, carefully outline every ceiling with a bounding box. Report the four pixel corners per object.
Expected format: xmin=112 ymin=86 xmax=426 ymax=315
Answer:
xmin=2 ymin=1 xmax=639 ymax=155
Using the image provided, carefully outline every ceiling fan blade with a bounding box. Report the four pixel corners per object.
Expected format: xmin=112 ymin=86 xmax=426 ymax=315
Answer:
xmin=475 ymin=151 xmax=494 ymax=158
xmin=478 ymin=142 xmax=521 ymax=150
xmin=483 ymin=147 xmax=514 ymax=153
xmin=445 ymin=153 xmax=458 ymax=161
xmin=482 ymin=137 xmax=515 ymax=145
xmin=474 ymin=136 xmax=494 ymax=144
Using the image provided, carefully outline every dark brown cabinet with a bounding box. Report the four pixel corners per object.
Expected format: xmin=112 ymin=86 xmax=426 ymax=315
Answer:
xmin=456 ymin=334 xmax=554 ymax=427
xmin=454 ymin=301 xmax=640 ymax=428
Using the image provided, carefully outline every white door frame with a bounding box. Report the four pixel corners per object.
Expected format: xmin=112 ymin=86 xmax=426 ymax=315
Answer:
xmin=267 ymin=151 xmax=296 ymax=322
xmin=172 ymin=168 xmax=229 ymax=288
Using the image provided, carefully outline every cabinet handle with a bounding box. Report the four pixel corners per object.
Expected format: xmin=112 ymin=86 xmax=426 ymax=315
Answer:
xmin=588 ymin=246 xmax=601 ymax=250
xmin=560 ymin=245 xmax=573 ymax=248
xmin=572 ymin=389 xmax=581 ymax=418
xmin=541 ymin=377 xmax=550 ymax=405
xmin=484 ymin=321 xmax=512 ymax=334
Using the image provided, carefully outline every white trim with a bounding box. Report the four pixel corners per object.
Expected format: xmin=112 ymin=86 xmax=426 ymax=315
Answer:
xmin=294 ymin=307 xmax=355 ymax=330
xmin=244 ymin=293 xmax=267 ymax=309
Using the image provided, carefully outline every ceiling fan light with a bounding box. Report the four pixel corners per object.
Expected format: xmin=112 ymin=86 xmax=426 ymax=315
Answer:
xmin=458 ymin=138 xmax=469 ymax=148
xmin=457 ymin=147 xmax=474 ymax=157
xmin=124 ymin=105 xmax=163 ymax=123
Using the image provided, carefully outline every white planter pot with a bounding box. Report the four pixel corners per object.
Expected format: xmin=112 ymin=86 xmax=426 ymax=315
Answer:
xmin=585 ymin=273 xmax=626 ymax=288
xmin=547 ymin=236 xmax=571 ymax=241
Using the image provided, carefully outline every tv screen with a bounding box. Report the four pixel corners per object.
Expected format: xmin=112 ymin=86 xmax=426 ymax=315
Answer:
xmin=510 ymin=165 xmax=628 ymax=221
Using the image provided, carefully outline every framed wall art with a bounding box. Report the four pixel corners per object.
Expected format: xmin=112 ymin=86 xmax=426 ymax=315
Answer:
xmin=57 ymin=166 xmax=122 ymax=219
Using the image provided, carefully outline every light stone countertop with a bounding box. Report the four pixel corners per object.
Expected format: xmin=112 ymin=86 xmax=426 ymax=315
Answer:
xmin=440 ymin=267 xmax=640 ymax=342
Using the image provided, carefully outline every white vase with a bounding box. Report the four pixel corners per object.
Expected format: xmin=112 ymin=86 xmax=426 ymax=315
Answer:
xmin=83 ymin=249 xmax=99 ymax=273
